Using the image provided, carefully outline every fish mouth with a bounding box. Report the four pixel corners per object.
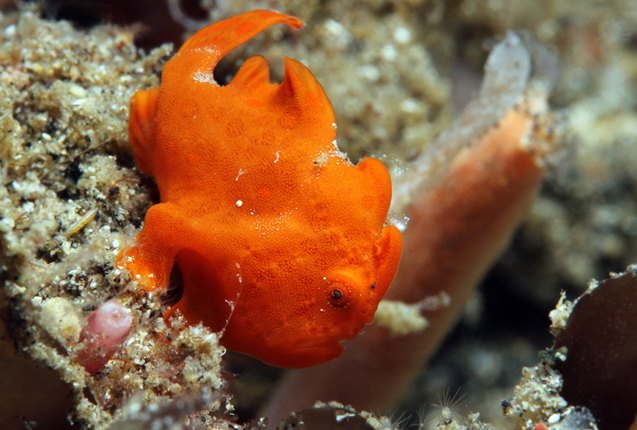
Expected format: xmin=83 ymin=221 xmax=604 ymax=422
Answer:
xmin=273 ymin=339 xmax=344 ymax=368
xmin=291 ymin=335 xmax=348 ymax=350
xmin=274 ymin=316 xmax=366 ymax=350
xmin=259 ymin=312 xmax=370 ymax=367
xmin=261 ymin=325 xmax=361 ymax=368
xmin=277 ymin=323 xmax=363 ymax=354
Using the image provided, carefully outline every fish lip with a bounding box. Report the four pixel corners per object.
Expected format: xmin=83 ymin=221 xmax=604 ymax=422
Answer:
xmin=259 ymin=321 xmax=367 ymax=367
xmin=289 ymin=340 xmax=343 ymax=355
xmin=291 ymin=335 xmax=345 ymax=350
xmin=271 ymin=341 xmax=343 ymax=368
xmin=265 ymin=310 xmax=369 ymax=354
xmin=285 ymin=324 xmax=363 ymax=351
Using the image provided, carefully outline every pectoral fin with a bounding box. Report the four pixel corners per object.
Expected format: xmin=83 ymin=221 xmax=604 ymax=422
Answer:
xmin=165 ymin=249 xmax=234 ymax=333
xmin=373 ymin=225 xmax=403 ymax=296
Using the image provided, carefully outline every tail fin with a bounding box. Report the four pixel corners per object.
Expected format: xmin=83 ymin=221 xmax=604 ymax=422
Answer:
xmin=129 ymin=87 xmax=160 ymax=175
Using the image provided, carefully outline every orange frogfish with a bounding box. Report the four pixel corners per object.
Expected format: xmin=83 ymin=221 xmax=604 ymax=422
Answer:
xmin=118 ymin=10 xmax=402 ymax=368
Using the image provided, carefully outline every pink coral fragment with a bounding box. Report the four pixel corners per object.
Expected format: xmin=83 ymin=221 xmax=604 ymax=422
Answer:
xmin=76 ymin=300 xmax=132 ymax=374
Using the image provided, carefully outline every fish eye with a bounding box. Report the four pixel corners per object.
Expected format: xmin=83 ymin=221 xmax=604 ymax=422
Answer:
xmin=331 ymin=289 xmax=343 ymax=301
xmin=324 ymin=272 xmax=360 ymax=309
xmin=327 ymin=286 xmax=350 ymax=309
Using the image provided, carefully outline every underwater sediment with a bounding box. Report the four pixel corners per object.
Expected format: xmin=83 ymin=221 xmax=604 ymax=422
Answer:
xmin=1 ymin=1 xmax=637 ymax=429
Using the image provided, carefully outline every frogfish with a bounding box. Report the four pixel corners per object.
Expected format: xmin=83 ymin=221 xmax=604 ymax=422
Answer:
xmin=118 ymin=10 xmax=402 ymax=368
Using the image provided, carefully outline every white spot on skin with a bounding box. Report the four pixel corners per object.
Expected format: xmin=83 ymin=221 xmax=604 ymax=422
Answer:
xmin=193 ymin=70 xmax=217 ymax=84
xmin=235 ymin=262 xmax=242 ymax=284
xmin=225 ymin=299 xmax=236 ymax=312
xmin=235 ymin=200 xmax=243 ymax=207
xmin=314 ymin=153 xmax=329 ymax=167
xmin=274 ymin=151 xmax=280 ymax=163
xmin=235 ymin=168 xmax=246 ymax=181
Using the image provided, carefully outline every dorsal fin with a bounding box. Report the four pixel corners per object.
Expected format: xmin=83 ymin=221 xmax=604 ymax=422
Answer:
xmin=356 ymin=157 xmax=392 ymax=225
xmin=179 ymin=10 xmax=303 ymax=57
xmin=230 ymin=56 xmax=271 ymax=90
xmin=275 ymin=57 xmax=335 ymax=123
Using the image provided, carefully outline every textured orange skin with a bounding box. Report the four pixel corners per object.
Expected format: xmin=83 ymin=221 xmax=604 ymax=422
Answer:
xmin=118 ymin=10 xmax=402 ymax=368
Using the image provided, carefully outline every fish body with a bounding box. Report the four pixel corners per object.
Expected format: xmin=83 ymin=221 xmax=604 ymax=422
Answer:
xmin=119 ymin=10 xmax=402 ymax=368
